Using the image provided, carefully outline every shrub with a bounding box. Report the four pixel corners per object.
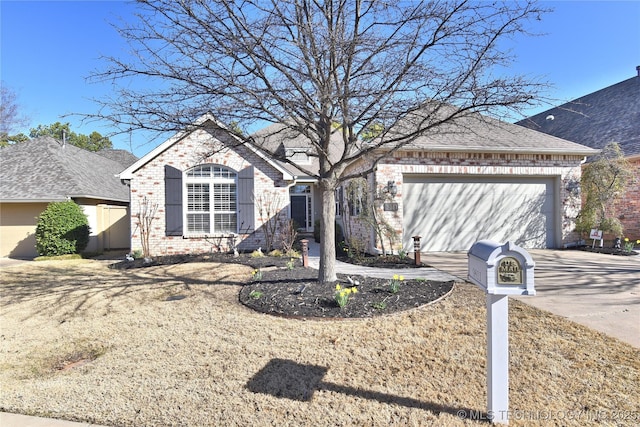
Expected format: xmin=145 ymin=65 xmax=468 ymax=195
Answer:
xmin=268 ymin=249 xmax=283 ymax=257
xmin=35 ymin=201 xmax=90 ymax=256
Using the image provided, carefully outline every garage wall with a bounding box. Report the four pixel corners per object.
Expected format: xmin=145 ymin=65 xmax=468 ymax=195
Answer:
xmin=1 ymin=200 xmax=130 ymax=259
xmin=0 ymin=202 xmax=48 ymax=258
xmin=366 ymin=151 xmax=584 ymax=253
xmin=402 ymin=176 xmax=556 ymax=251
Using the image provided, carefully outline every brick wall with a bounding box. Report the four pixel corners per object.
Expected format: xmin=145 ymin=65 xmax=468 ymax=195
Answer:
xmin=129 ymin=128 xmax=290 ymax=256
xmin=614 ymin=157 xmax=640 ymax=240
xmin=343 ymin=150 xmax=585 ymax=253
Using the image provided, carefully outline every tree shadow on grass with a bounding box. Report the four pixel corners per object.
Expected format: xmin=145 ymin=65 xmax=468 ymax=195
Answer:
xmin=0 ymin=261 xmax=252 ymax=320
xmin=247 ymin=358 xmax=489 ymax=422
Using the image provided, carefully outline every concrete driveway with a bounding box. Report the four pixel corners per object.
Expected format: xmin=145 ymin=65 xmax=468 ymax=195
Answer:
xmin=424 ymin=249 xmax=640 ymax=348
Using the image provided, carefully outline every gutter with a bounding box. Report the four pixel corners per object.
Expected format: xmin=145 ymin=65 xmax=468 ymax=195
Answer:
xmin=397 ymin=146 xmax=600 ymax=156
xmin=0 ymin=197 xmax=68 ymax=203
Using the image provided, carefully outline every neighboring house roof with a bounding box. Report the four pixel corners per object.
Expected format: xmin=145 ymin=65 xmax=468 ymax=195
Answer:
xmin=516 ymin=72 xmax=640 ymax=157
xmin=119 ymin=113 xmax=296 ymax=181
xmin=96 ymin=148 xmax=139 ymax=168
xmin=0 ymin=136 xmax=131 ymax=203
xmin=395 ymin=110 xmax=598 ymax=156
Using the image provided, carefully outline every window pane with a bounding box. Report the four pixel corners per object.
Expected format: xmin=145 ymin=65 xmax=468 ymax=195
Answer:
xmin=290 ymin=185 xmax=310 ymax=194
xmin=213 ymin=167 xmax=236 ymax=179
xmin=187 ymin=165 xmax=211 ymax=177
xmin=187 ymin=183 xmax=210 ymax=211
xmin=213 ymin=183 xmax=237 ymax=211
xmin=187 ymin=213 xmax=210 ymax=233
xmin=214 ymin=213 xmax=237 ymax=233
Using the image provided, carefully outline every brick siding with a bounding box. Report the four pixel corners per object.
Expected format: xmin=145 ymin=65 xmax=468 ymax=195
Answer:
xmin=129 ymin=128 xmax=290 ymax=256
xmin=612 ymin=158 xmax=640 ymax=241
xmin=343 ymin=151 xmax=585 ymax=253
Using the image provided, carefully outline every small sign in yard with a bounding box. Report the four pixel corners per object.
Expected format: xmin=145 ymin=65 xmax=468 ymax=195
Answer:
xmin=590 ymin=229 xmax=603 ymax=248
xmin=590 ymin=229 xmax=603 ymax=240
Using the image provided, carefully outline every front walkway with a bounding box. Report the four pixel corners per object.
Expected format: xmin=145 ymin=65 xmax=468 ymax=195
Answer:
xmin=304 ymin=240 xmax=458 ymax=282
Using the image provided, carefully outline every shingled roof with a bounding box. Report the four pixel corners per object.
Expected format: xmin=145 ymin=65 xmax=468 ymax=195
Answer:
xmin=386 ymin=106 xmax=598 ymax=155
xmin=516 ymin=71 xmax=640 ymax=157
xmin=95 ymin=148 xmax=139 ymax=168
xmin=0 ymin=136 xmax=131 ymax=202
xmin=411 ymin=115 xmax=596 ymax=154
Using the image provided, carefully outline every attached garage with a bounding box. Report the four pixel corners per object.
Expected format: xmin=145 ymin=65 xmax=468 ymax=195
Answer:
xmin=402 ymin=175 xmax=557 ymax=252
xmin=0 ymin=202 xmax=48 ymax=258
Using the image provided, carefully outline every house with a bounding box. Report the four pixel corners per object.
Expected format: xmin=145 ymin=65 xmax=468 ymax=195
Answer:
xmin=120 ymin=111 xmax=596 ymax=256
xmin=517 ymin=68 xmax=640 ymax=239
xmin=119 ymin=115 xmax=343 ymax=255
xmin=0 ymin=136 xmax=136 ymax=258
xmin=342 ymin=112 xmax=598 ymax=253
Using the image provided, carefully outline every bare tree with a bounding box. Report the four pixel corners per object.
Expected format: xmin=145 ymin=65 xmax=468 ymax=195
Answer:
xmin=254 ymin=190 xmax=284 ymax=252
xmin=136 ymin=196 xmax=159 ymax=259
xmin=89 ymin=0 xmax=549 ymax=283
xmin=0 ymin=83 xmax=30 ymax=145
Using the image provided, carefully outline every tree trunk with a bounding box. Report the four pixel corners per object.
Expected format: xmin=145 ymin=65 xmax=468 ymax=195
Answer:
xmin=318 ymin=184 xmax=337 ymax=284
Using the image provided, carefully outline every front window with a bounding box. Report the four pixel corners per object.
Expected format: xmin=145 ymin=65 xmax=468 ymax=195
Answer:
xmin=335 ymin=187 xmax=343 ymax=216
xmin=348 ymin=185 xmax=364 ymax=216
xmin=185 ymin=165 xmax=237 ymax=234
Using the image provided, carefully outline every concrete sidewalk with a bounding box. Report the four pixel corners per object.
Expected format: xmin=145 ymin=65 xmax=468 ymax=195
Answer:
xmin=0 ymin=412 xmax=108 ymax=427
xmin=305 ymin=239 xmax=458 ymax=282
xmin=423 ymin=249 xmax=640 ymax=348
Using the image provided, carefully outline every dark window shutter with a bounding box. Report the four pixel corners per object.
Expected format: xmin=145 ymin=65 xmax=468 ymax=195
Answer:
xmin=164 ymin=165 xmax=183 ymax=236
xmin=237 ymin=166 xmax=254 ymax=233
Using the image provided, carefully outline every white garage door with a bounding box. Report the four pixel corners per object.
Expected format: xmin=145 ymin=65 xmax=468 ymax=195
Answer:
xmin=403 ymin=176 xmax=556 ymax=252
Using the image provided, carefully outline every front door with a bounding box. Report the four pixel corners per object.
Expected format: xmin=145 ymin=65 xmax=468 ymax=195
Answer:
xmin=290 ymin=185 xmax=312 ymax=231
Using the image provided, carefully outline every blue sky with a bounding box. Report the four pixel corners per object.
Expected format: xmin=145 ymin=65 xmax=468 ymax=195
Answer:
xmin=1 ymin=0 xmax=639 ymax=158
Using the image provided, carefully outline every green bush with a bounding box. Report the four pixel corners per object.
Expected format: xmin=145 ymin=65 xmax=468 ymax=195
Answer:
xmin=35 ymin=201 xmax=90 ymax=256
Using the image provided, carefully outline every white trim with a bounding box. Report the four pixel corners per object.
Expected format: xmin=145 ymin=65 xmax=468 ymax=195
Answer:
xmin=288 ymin=183 xmax=314 ymax=231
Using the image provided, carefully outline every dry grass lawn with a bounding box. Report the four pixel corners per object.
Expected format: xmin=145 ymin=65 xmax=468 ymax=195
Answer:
xmin=0 ymin=259 xmax=638 ymax=426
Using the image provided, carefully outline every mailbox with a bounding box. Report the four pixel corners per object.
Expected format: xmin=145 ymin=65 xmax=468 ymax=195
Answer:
xmin=468 ymin=240 xmax=535 ymax=296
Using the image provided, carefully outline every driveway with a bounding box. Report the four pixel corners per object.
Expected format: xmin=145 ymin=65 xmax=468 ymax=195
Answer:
xmin=424 ymin=249 xmax=640 ymax=348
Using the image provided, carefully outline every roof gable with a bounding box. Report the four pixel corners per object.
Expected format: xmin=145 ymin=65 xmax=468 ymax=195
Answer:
xmin=517 ymin=75 xmax=640 ymax=157
xmin=0 ymin=136 xmax=130 ymax=202
xmin=249 ymin=122 xmax=346 ymax=178
xmin=120 ymin=113 xmax=294 ymax=180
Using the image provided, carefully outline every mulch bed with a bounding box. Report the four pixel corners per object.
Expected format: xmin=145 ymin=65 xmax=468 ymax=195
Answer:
xmin=109 ymin=252 xmax=454 ymax=319
xmin=240 ymin=269 xmax=453 ymax=319
xmin=572 ymin=246 xmax=639 ymax=256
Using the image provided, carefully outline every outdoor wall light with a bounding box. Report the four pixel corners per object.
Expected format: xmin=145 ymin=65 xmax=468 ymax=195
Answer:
xmin=386 ymin=180 xmax=398 ymax=197
xmin=566 ymin=180 xmax=580 ymax=197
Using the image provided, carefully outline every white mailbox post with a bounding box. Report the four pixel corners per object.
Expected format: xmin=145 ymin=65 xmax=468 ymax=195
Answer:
xmin=468 ymin=240 xmax=535 ymax=425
